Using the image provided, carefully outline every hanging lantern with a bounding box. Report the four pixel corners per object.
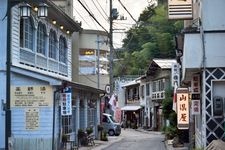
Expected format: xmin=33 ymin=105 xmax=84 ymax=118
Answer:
xmin=38 ymin=3 xmax=49 ymax=18
xmin=19 ymin=3 xmax=31 ymax=18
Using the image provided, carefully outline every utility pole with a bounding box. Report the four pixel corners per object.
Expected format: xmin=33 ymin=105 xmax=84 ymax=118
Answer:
xmin=109 ymin=0 xmax=113 ymax=95
xmin=97 ymin=34 xmax=100 ymax=89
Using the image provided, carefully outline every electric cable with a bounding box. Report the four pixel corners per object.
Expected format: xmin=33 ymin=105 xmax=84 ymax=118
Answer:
xmin=118 ymin=0 xmax=138 ymax=24
xmin=91 ymin=0 xmax=109 ymax=22
xmin=77 ymin=0 xmax=109 ymax=34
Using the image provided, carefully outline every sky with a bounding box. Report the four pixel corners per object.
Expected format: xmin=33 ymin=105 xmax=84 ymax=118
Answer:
xmin=72 ymin=0 xmax=154 ymax=48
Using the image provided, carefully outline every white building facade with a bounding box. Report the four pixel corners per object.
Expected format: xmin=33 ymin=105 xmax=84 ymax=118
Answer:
xmin=177 ymin=0 xmax=225 ymax=148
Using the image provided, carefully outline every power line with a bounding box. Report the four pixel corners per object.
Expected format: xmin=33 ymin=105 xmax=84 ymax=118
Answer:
xmin=118 ymin=0 xmax=138 ymax=24
xmin=73 ymin=5 xmax=92 ymax=28
xmin=96 ymin=0 xmax=109 ymax=18
xmin=77 ymin=0 xmax=109 ymax=33
xmin=91 ymin=0 xmax=109 ymax=22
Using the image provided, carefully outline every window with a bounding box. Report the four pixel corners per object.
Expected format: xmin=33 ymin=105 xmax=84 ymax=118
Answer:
xmin=146 ymin=83 xmax=150 ymax=96
xmin=37 ymin=22 xmax=46 ymax=55
xmin=59 ymin=36 xmax=67 ymax=63
xmin=20 ymin=18 xmax=34 ymax=50
xmin=49 ymin=30 xmax=57 ymax=59
xmin=140 ymin=85 xmax=144 ymax=98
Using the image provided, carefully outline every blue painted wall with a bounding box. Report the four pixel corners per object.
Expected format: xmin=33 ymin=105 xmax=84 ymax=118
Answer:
xmin=0 ymin=0 xmax=8 ymax=149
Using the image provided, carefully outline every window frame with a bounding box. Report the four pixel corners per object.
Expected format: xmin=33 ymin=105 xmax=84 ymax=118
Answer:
xmin=37 ymin=22 xmax=47 ymax=55
xmin=20 ymin=18 xmax=34 ymax=50
xmin=59 ymin=36 xmax=67 ymax=64
xmin=49 ymin=29 xmax=57 ymax=60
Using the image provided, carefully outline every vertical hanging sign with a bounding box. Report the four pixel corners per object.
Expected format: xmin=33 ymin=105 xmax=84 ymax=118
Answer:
xmin=61 ymin=87 xmax=72 ymax=116
xmin=171 ymin=63 xmax=180 ymax=87
xmin=177 ymin=88 xmax=189 ymax=129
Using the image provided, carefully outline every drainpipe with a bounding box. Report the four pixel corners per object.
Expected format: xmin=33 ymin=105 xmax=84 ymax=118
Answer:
xmin=52 ymin=88 xmax=62 ymax=150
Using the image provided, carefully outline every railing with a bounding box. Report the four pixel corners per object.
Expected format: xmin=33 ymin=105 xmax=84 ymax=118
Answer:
xmin=20 ymin=48 xmax=68 ymax=76
xmin=152 ymin=91 xmax=165 ymax=100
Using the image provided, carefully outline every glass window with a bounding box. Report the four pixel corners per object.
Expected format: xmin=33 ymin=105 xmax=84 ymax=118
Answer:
xmin=59 ymin=36 xmax=67 ymax=63
xmin=49 ymin=30 xmax=57 ymax=59
xmin=20 ymin=18 xmax=34 ymax=50
xmin=37 ymin=22 xmax=46 ymax=55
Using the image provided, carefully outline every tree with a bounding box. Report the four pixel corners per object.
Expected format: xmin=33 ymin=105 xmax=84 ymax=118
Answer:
xmin=114 ymin=3 xmax=183 ymax=77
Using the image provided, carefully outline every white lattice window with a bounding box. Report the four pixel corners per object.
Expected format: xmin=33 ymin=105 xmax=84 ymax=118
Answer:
xmin=59 ymin=36 xmax=67 ymax=63
xmin=37 ymin=22 xmax=46 ymax=55
xmin=20 ymin=18 xmax=34 ymax=50
xmin=49 ymin=30 xmax=57 ymax=59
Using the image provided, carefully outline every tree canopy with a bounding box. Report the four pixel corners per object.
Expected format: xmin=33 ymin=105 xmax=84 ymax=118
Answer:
xmin=114 ymin=3 xmax=183 ymax=76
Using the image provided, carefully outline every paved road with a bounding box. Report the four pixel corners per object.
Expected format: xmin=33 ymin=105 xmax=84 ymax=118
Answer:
xmin=102 ymin=129 xmax=166 ymax=150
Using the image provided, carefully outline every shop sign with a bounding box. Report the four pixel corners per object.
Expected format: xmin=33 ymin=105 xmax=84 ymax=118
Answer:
xmin=11 ymin=86 xmax=53 ymax=107
xmin=177 ymin=88 xmax=189 ymax=129
xmin=168 ymin=0 xmax=193 ymax=20
xmin=191 ymin=100 xmax=200 ymax=115
xmin=171 ymin=63 xmax=180 ymax=87
xmin=61 ymin=87 xmax=72 ymax=116
xmin=191 ymin=74 xmax=200 ymax=93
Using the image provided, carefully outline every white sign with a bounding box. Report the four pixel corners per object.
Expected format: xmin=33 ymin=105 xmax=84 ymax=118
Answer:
xmin=191 ymin=100 xmax=200 ymax=115
xmin=25 ymin=108 xmax=39 ymax=130
xmin=61 ymin=87 xmax=72 ymax=116
xmin=171 ymin=63 xmax=180 ymax=87
xmin=168 ymin=0 xmax=193 ymax=20
xmin=177 ymin=88 xmax=189 ymax=129
xmin=11 ymin=86 xmax=53 ymax=107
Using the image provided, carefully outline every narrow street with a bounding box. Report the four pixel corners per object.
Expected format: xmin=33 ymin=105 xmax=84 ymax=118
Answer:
xmin=103 ymin=129 xmax=166 ymax=150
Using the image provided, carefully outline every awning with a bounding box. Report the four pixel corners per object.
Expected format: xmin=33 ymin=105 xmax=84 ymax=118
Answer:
xmin=121 ymin=106 xmax=141 ymax=111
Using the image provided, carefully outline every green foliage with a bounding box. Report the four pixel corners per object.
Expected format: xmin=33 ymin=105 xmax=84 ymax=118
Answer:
xmin=101 ymin=131 xmax=108 ymax=141
xmin=86 ymin=127 xmax=93 ymax=135
xmin=114 ymin=4 xmax=183 ymax=76
xmin=164 ymin=125 xmax=178 ymax=139
xmin=162 ymin=89 xmax=173 ymax=119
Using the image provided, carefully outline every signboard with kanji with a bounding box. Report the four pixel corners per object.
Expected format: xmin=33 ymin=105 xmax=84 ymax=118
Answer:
xmin=191 ymin=100 xmax=200 ymax=115
xmin=177 ymin=88 xmax=189 ymax=129
xmin=11 ymin=86 xmax=53 ymax=107
xmin=168 ymin=0 xmax=193 ymax=20
xmin=60 ymin=87 xmax=72 ymax=116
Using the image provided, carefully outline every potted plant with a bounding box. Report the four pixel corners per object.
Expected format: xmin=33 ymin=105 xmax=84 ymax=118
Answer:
xmin=78 ymin=129 xmax=88 ymax=146
xmin=101 ymin=131 xmax=108 ymax=141
xmin=86 ymin=127 xmax=93 ymax=135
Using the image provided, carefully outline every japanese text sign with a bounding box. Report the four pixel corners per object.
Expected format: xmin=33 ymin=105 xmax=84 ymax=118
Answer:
xmin=60 ymin=87 xmax=72 ymax=116
xmin=177 ymin=88 xmax=189 ymax=129
xmin=191 ymin=100 xmax=200 ymax=115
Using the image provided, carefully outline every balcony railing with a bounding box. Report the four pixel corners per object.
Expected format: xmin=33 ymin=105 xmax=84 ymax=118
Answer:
xmin=152 ymin=91 xmax=165 ymax=100
xmin=20 ymin=48 xmax=68 ymax=76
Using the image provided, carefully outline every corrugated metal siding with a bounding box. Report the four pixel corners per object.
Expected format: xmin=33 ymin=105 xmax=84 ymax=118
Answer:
xmin=11 ymin=6 xmax=20 ymax=64
xmin=13 ymin=138 xmax=52 ymax=150
xmin=11 ymin=107 xmax=53 ymax=149
xmin=67 ymin=38 xmax=72 ymax=80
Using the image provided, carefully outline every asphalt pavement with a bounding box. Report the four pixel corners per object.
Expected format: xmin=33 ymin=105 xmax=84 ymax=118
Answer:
xmin=78 ymin=128 xmax=189 ymax=150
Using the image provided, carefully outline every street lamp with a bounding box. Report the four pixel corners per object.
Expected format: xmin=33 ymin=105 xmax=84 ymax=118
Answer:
xmin=19 ymin=2 xmax=31 ymax=18
xmin=5 ymin=1 xmax=48 ymax=149
xmin=38 ymin=3 xmax=49 ymax=18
